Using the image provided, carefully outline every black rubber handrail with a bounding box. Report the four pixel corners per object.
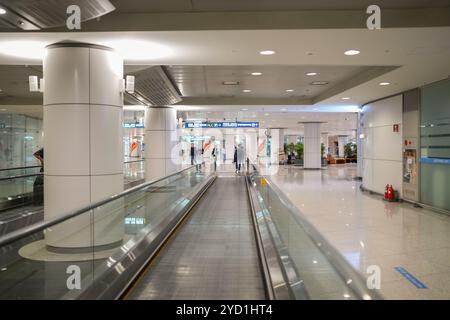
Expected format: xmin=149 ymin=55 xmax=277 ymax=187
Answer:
xmin=0 ymin=159 xmax=144 ymax=172
xmin=0 ymin=165 xmax=41 ymax=172
xmin=0 ymin=160 xmax=145 ymax=181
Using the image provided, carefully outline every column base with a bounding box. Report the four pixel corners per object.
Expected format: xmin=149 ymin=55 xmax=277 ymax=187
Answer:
xmin=46 ymin=240 xmax=123 ymax=254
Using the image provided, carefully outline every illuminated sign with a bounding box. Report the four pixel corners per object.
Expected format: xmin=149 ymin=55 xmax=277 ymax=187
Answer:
xmin=123 ymin=123 xmax=144 ymax=128
xmin=125 ymin=217 xmax=146 ymax=225
xmin=183 ymin=122 xmax=259 ymax=129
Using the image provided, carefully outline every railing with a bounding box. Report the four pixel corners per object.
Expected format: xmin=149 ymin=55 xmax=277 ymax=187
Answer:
xmin=0 ymin=165 xmax=194 ymax=248
xmin=0 ymin=164 xmax=216 ymax=299
xmin=0 ymin=159 xmax=146 ymax=212
xmin=246 ymin=164 xmax=383 ymax=300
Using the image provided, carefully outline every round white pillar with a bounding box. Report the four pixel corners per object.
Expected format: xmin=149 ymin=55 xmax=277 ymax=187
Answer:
xmin=270 ymin=129 xmax=280 ymax=164
xmin=303 ymin=122 xmax=322 ymax=169
xmin=144 ymin=107 xmax=179 ymax=181
xmin=43 ymin=42 xmax=124 ymax=250
xmin=338 ymin=135 xmax=348 ymax=158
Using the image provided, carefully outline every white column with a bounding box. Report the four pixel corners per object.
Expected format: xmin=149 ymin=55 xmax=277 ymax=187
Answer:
xmin=224 ymin=133 xmax=235 ymax=164
xmin=43 ymin=42 xmax=124 ymax=250
xmin=258 ymin=129 xmax=267 ymax=159
xmin=270 ymin=129 xmax=280 ymax=164
xmin=338 ymin=135 xmax=348 ymax=158
xmin=303 ymin=123 xmax=322 ymax=169
xmin=144 ymin=107 xmax=179 ymax=181
xmin=246 ymin=131 xmax=258 ymax=163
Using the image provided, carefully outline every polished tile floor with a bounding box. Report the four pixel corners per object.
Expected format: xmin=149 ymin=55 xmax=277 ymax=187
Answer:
xmin=265 ymin=164 xmax=450 ymax=300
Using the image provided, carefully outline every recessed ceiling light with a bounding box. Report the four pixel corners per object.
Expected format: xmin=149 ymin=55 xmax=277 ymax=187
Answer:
xmin=241 ymin=108 xmax=248 ymax=111
xmin=342 ymin=97 xmax=351 ymax=100
xmin=344 ymin=49 xmax=360 ymax=56
xmin=285 ymin=89 xmax=294 ymax=92
xmin=281 ymin=108 xmax=287 ymax=111
xmin=306 ymin=72 xmax=317 ymax=76
xmin=0 ymin=8 xmax=6 ymax=15
xmin=222 ymin=81 xmax=239 ymax=85
xmin=242 ymin=89 xmax=251 ymax=92
xmin=260 ymin=50 xmax=275 ymax=55
xmin=251 ymin=72 xmax=262 ymax=76
xmin=379 ymin=82 xmax=390 ymax=86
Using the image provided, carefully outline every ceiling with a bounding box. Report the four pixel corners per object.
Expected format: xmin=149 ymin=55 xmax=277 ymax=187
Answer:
xmin=181 ymin=110 xmax=357 ymax=136
xmin=167 ymin=65 xmax=382 ymax=99
xmin=1 ymin=1 xmax=449 ymax=32
xmin=110 ymin=0 xmax=450 ymax=12
xmin=0 ymin=28 xmax=448 ymax=108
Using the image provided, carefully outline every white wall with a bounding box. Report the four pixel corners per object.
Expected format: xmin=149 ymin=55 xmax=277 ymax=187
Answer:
xmin=361 ymin=95 xmax=403 ymax=196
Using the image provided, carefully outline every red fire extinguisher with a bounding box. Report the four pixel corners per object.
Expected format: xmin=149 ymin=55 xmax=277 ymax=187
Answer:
xmin=384 ymin=184 xmax=389 ymax=200
xmin=387 ymin=185 xmax=395 ymax=201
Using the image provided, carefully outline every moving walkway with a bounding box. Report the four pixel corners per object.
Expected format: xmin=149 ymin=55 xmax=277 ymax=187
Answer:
xmin=0 ymin=165 xmax=381 ymax=300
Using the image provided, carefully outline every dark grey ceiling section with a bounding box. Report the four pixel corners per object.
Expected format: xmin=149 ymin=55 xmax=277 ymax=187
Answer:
xmin=126 ymin=66 xmax=183 ymax=106
xmin=0 ymin=0 xmax=115 ymax=30
xmin=111 ymin=0 xmax=450 ymax=13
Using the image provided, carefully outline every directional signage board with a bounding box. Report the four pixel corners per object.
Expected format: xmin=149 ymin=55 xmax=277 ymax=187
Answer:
xmin=123 ymin=123 xmax=144 ymax=128
xmin=183 ymin=122 xmax=259 ymax=129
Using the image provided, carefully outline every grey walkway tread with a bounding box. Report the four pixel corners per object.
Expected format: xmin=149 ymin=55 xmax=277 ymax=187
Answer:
xmin=127 ymin=176 xmax=266 ymax=300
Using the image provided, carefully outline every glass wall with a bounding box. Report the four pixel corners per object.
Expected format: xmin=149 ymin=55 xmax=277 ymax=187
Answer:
xmin=0 ymin=113 xmax=43 ymax=169
xmin=420 ymin=78 xmax=450 ymax=211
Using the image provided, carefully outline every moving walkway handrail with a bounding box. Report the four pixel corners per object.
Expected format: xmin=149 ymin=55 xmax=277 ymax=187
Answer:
xmin=0 ymin=165 xmax=195 ymax=248
xmin=0 ymin=159 xmax=145 ymax=181
xmin=123 ymin=159 xmax=145 ymax=164
xmin=0 ymin=165 xmax=41 ymax=172
xmin=0 ymin=172 xmax=43 ymax=182
xmin=249 ymin=164 xmax=383 ymax=300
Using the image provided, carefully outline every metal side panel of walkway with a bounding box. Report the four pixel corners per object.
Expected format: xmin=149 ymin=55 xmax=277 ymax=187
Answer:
xmin=126 ymin=176 xmax=266 ymax=300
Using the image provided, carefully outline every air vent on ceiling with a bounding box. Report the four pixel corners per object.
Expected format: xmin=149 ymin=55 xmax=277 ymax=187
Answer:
xmin=126 ymin=66 xmax=182 ymax=106
xmin=310 ymin=81 xmax=329 ymax=86
xmin=0 ymin=0 xmax=115 ymax=30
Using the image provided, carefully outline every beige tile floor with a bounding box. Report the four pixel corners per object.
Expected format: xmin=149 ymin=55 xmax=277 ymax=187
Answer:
xmin=263 ymin=164 xmax=450 ymax=300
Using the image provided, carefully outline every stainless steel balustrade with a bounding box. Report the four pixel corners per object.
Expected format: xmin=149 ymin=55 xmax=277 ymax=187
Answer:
xmin=246 ymin=164 xmax=383 ymax=300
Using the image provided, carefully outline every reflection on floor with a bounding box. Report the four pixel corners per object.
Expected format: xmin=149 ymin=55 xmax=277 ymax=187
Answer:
xmin=266 ymin=164 xmax=450 ymax=300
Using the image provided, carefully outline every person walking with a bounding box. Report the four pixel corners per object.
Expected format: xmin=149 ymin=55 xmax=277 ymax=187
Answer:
xmin=190 ymin=143 xmax=195 ymax=165
xmin=33 ymin=147 xmax=44 ymax=205
xmin=211 ymin=145 xmax=217 ymax=171
xmin=233 ymin=146 xmax=238 ymax=173
xmin=237 ymin=144 xmax=245 ymax=173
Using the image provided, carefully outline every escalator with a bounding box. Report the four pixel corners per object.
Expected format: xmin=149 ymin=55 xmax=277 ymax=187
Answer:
xmin=0 ymin=165 xmax=382 ymax=300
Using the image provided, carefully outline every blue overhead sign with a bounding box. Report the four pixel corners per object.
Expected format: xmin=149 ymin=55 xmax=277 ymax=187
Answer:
xmin=123 ymin=123 xmax=144 ymax=128
xmin=420 ymin=157 xmax=450 ymax=165
xmin=183 ymin=121 xmax=259 ymax=129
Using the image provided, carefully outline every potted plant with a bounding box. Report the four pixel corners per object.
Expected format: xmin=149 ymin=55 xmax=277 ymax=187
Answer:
xmin=294 ymin=143 xmax=304 ymax=166
xmin=344 ymin=142 xmax=357 ymax=163
xmin=321 ymin=143 xmax=328 ymax=166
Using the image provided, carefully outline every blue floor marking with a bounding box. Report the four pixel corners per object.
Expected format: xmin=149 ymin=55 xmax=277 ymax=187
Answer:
xmin=394 ymin=267 xmax=428 ymax=289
